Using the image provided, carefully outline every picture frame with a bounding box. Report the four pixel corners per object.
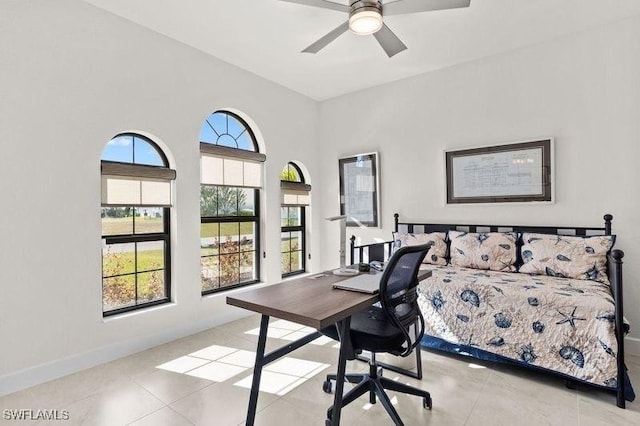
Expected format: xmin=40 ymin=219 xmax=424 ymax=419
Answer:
xmin=339 ymin=152 xmax=380 ymax=227
xmin=445 ymin=138 xmax=553 ymax=204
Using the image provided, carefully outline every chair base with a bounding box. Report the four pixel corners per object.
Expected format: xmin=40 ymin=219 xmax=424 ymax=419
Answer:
xmin=323 ymin=361 xmax=431 ymax=426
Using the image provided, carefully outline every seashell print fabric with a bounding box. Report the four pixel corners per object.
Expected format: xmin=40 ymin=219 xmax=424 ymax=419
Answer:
xmin=417 ymin=265 xmax=625 ymax=390
xmin=394 ymin=232 xmax=447 ymax=265
xmin=519 ymin=233 xmax=614 ymax=284
xmin=449 ymin=231 xmax=518 ymax=272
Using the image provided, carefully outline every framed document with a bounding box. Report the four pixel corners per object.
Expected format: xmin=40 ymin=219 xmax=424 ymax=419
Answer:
xmin=445 ymin=139 xmax=553 ymax=204
xmin=339 ymin=152 xmax=380 ymax=227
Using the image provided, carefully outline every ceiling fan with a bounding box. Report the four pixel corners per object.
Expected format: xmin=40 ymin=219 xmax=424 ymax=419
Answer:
xmin=281 ymin=0 xmax=471 ymax=57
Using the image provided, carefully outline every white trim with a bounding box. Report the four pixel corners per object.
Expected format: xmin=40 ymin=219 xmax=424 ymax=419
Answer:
xmin=0 ymin=312 xmax=251 ymax=397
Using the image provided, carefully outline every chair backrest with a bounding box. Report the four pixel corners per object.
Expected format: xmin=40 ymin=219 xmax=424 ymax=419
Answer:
xmin=378 ymin=243 xmax=432 ymax=357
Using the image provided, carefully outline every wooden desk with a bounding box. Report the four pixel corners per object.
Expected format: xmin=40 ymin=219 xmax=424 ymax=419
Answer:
xmin=227 ymin=271 xmax=376 ymax=426
xmin=227 ymin=270 xmax=430 ymax=426
xmin=227 ymin=272 xmax=378 ymax=330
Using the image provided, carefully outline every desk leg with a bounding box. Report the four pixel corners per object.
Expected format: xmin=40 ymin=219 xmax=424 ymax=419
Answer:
xmin=330 ymin=316 xmax=352 ymax=426
xmin=246 ymin=314 xmax=269 ymax=426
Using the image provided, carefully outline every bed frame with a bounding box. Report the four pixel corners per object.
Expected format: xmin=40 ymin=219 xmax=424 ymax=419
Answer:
xmin=350 ymin=213 xmax=629 ymax=408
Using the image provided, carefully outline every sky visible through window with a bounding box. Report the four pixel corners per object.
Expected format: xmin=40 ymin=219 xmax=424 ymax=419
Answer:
xmin=200 ymin=112 xmax=255 ymax=151
xmin=101 ymin=135 xmax=164 ymax=166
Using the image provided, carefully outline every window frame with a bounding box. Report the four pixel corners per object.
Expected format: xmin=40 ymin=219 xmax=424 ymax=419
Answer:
xmin=280 ymin=162 xmax=307 ymax=278
xmin=101 ymin=133 xmax=173 ymax=317
xmin=281 ymin=206 xmax=306 ymax=278
xmin=200 ymin=111 xmax=262 ymax=295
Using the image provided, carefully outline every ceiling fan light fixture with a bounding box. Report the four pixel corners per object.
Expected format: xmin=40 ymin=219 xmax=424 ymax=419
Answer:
xmin=348 ymin=6 xmax=383 ymax=35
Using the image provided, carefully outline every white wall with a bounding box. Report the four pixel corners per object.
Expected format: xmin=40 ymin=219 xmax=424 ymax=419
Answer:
xmin=317 ymin=16 xmax=640 ymax=345
xmin=2 ymin=0 xmax=640 ymax=396
xmin=0 ymin=0 xmax=320 ymax=394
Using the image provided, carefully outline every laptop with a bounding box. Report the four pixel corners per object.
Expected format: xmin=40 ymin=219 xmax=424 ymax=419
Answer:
xmin=332 ymin=273 xmax=380 ymax=294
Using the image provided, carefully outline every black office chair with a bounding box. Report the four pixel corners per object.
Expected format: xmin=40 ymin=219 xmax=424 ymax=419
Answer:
xmin=321 ymin=243 xmax=433 ymax=425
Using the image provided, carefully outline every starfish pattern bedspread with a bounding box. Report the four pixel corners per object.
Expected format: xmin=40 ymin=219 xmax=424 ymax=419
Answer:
xmin=417 ymin=265 xmax=621 ymax=389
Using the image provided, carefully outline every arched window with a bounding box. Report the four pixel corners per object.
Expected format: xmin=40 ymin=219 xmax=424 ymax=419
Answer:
xmin=200 ymin=111 xmax=264 ymax=294
xmin=100 ymin=133 xmax=175 ymax=316
xmin=281 ymin=162 xmax=310 ymax=277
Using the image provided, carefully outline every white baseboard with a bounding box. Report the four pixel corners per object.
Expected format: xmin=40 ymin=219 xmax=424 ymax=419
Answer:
xmin=0 ymin=312 xmax=249 ymax=397
xmin=625 ymin=336 xmax=640 ymax=356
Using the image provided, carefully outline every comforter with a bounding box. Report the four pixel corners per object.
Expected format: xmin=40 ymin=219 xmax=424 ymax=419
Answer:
xmin=417 ymin=265 xmax=625 ymax=390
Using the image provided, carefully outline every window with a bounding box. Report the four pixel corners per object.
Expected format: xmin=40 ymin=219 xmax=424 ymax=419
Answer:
xmin=200 ymin=111 xmax=264 ymax=294
xmin=281 ymin=163 xmax=310 ymax=277
xmin=100 ymin=134 xmax=175 ymax=316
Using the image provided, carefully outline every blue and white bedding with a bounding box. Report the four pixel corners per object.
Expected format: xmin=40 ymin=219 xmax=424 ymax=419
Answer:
xmin=417 ymin=265 xmax=635 ymax=399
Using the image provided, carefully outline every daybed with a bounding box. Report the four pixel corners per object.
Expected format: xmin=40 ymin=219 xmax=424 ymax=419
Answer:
xmin=350 ymin=213 xmax=635 ymax=408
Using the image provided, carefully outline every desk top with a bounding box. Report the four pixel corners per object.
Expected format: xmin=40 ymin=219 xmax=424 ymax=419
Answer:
xmin=226 ymin=270 xmax=431 ymax=330
xmin=227 ymin=272 xmax=377 ymax=329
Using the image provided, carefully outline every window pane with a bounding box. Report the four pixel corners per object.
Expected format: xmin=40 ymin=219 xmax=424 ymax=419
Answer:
xmin=281 ymin=232 xmax=291 ymax=252
xmin=240 ymin=251 xmax=256 ymax=282
xmin=208 ymin=113 xmax=227 ymax=136
xmin=239 ymin=188 xmax=255 ymax=215
xmin=200 ymin=185 xmax=219 ymax=217
xmin=292 ymin=249 xmax=303 ymax=272
xmin=227 ymin=114 xmax=245 ymax=139
xmin=102 ymin=207 xmax=133 ymax=236
xmin=290 ymin=231 xmax=303 ymax=253
xmin=133 ymin=136 xmax=164 ymax=166
xmin=281 ymin=252 xmax=292 ymax=275
xmin=201 ymin=256 xmax=220 ymax=291
xmin=217 ymin=187 xmax=239 ymax=215
xmin=137 ymin=241 xmax=164 ymax=272
xmin=101 ymin=135 xmax=133 ymax=163
xmin=219 ymin=222 xmax=240 ymax=253
xmin=137 ymin=271 xmax=166 ymax=303
xmin=103 ymin=275 xmax=135 ymax=312
xmin=240 ymin=222 xmax=255 ymax=252
xmin=134 ymin=208 xmax=164 ymax=234
xmin=281 ymin=207 xmax=300 ymax=227
xmin=201 ymin=222 xmax=220 ymax=255
xmin=236 ymin=131 xmax=254 ymax=151
xmin=281 ymin=164 xmax=301 ymax=182
xmin=200 ymin=121 xmax=218 ymax=144
xmin=103 ymin=243 xmax=135 ymax=277
xmin=219 ymin=253 xmax=240 ymax=287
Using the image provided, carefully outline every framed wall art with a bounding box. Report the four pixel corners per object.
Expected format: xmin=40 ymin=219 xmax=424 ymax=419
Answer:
xmin=445 ymin=138 xmax=553 ymax=204
xmin=339 ymin=152 xmax=380 ymax=227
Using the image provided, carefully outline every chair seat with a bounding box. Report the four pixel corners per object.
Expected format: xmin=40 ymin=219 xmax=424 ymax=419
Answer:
xmin=321 ymin=306 xmax=405 ymax=353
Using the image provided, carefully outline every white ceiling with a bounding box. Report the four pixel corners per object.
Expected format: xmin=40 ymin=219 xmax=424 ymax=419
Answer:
xmin=82 ymin=0 xmax=640 ymax=101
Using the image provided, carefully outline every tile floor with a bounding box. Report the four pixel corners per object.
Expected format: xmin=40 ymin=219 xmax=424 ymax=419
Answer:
xmin=1 ymin=314 xmax=639 ymax=425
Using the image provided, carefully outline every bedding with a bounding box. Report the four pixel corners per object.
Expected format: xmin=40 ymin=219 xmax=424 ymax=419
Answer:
xmin=449 ymin=231 xmax=518 ymax=272
xmin=417 ymin=265 xmax=622 ymax=390
xmin=393 ymin=231 xmax=448 ymax=266
xmin=519 ymin=233 xmax=614 ymax=285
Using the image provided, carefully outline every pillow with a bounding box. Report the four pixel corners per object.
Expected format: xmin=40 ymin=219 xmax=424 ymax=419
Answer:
xmin=449 ymin=231 xmax=518 ymax=272
xmin=519 ymin=233 xmax=614 ymax=284
xmin=393 ymin=232 xmax=447 ymax=265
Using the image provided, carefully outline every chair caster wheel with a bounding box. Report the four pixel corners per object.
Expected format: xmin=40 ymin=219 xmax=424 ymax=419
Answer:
xmin=423 ymin=395 xmax=432 ymax=410
xmin=322 ymin=380 xmax=332 ymax=394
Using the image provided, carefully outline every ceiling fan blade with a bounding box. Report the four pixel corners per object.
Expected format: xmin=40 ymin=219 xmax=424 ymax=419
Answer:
xmin=302 ymin=21 xmax=350 ymax=53
xmin=383 ymin=0 xmax=471 ymax=16
xmin=373 ymin=24 xmax=407 ymax=57
xmin=280 ymin=0 xmax=350 ymax=13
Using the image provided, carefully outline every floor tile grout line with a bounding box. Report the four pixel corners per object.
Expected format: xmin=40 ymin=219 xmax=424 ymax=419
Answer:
xmin=462 ymin=365 xmax=492 ymax=426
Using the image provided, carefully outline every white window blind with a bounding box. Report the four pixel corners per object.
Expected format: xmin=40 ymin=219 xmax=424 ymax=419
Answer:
xmin=200 ymin=143 xmax=264 ymax=188
xmin=281 ymin=182 xmax=311 ymax=206
xmin=101 ymin=162 xmax=176 ymax=207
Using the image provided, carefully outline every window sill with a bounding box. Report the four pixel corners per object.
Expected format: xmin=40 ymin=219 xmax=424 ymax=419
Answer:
xmin=102 ymin=301 xmax=176 ymax=322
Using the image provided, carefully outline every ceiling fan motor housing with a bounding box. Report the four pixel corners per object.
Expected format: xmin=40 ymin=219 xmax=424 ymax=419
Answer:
xmin=349 ymin=1 xmax=383 ymax=17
